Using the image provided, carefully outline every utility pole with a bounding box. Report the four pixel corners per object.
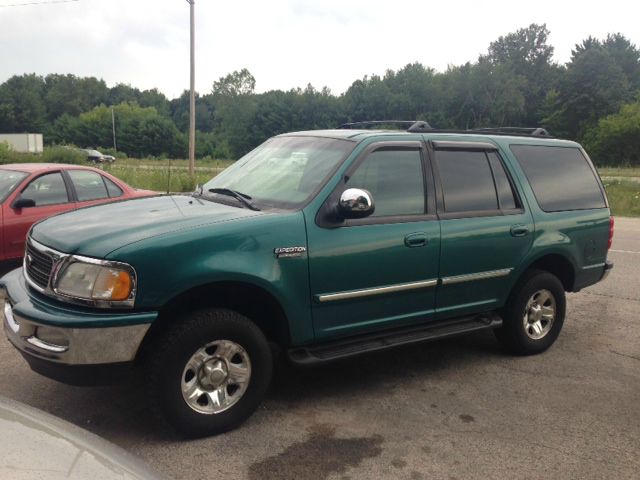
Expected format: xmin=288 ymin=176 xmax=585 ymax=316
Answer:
xmin=187 ymin=0 xmax=196 ymax=175
xmin=111 ymin=106 xmax=117 ymax=152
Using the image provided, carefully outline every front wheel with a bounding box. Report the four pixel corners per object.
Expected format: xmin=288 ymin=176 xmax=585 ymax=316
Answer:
xmin=146 ymin=309 xmax=272 ymax=437
xmin=495 ymin=269 xmax=566 ymax=355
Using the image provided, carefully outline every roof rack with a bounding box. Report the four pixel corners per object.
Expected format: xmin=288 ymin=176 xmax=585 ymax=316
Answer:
xmin=339 ymin=120 xmax=433 ymax=133
xmin=337 ymin=121 xmax=552 ymax=137
xmin=467 ymin=127 xmax=551 ymax=137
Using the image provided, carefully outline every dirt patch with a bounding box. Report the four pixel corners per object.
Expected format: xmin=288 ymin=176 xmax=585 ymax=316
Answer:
xmin=459 ymin=414 xmax=475 ymax=423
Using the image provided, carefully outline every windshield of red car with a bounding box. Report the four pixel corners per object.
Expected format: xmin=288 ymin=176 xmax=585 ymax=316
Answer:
xmin=0 ymin=170 xmax=29 ymax=203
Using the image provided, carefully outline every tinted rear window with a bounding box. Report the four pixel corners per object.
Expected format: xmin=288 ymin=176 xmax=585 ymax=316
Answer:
xmin=510 ymin=145 xmax=606 ymax=212
xmin=435 ymin=150 xmax=497 ymax=213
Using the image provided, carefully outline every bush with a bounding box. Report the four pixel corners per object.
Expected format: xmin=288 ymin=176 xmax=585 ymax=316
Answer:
xmin=41 ymin=145 xmax=86 ymax=164
xmin=98 ymin=147 xmax=128 ymax=159
xmin=0 ymin=141 xmax=24 ymax=164
xmin=0 ymin=142 xmax=43 ymax=164
xmin=582 ymin=102 xmax=640 ymax=167
xmin=104 ymin=163 xmax=213 ymax=192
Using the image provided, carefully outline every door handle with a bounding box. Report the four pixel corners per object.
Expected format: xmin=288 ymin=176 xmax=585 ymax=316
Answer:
xmin=404 ymin=232 xmax=428 ymax=247
xmin=510 ymin=225 xmax=529 ymax=237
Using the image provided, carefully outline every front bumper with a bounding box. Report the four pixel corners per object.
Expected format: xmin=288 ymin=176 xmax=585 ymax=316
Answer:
xmin=1 ymin=268 xmax=157 ymax=384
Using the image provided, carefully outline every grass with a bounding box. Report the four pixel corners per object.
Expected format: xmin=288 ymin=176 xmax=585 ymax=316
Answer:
xmin=102 ymin=163 xmax=225 ymax=192
xmin=115 ymin=157 xmax=234 ymax=170
xmin=602 ymin=179 xmax=640 ymax=217
xmin=598 ymin=167 xmax=640 ymax=178
xmin=110 ymin=158 xmax=234 ymax=192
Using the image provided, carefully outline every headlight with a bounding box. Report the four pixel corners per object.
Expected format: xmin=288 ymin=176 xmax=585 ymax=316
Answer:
xmin=54 ymin=258 xmax=136 ymax=307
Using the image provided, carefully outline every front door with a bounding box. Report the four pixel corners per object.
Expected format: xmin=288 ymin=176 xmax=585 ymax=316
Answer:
xmin=430 ymin=142 xmax=534 ymax=318
xmin=306 ymin=142 xmax=441 ymax=341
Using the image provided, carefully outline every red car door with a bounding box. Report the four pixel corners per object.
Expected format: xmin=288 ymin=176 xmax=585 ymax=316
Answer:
xmin=2 ymin=171 xmax=74 ymax=261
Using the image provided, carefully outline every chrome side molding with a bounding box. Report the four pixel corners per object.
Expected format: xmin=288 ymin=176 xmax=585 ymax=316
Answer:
xmin=317 ymin=279 xmax=438 ymax=303
xmin=441 ymin=268 xmax=513 ymax=285
xmin=317 ymin=268 xmax=514 ymax=303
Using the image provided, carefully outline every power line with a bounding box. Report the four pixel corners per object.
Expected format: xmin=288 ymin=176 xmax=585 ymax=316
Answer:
xmin=0 ymin=0 xmax=79 ymax=7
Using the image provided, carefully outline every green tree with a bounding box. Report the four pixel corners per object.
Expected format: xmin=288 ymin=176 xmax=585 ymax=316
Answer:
xmin=138 ymin=88 xmax=171 ymax=117
xmin=603 ymin=33 xmax=640 ymax=91
xmin=50 ymin=103 xmax=184 ymax=158
xmin=212 ymin=68 xmax=256 ymax=97
xmin=485 ymin=23 xmax=560 ymax=125
xmin=545 ymin=38 xmax=632 ymax=138
xmin=582 ymin=101 xmax=640 ymax=166
xmin=342 ymin=74 xmax=392 ymax=121
xmin=441 ymin=62 xmax=526 ymax=129
xmin=108 ymin=83 xmax=141 ymax=106
xmin=0 ymin=74 xmax=46 ymax=132
xmin=211 ymin=69 xmax=258 ymax=157
xmin=43 ymin=74 xmax=109 ymax=121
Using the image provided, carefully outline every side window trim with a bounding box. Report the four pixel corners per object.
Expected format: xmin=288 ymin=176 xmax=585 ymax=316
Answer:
xmin=316 ymin=140 xmax=436 ymax=228
xmin=60 ymin=170 xmax=78 ymax=201
xmin=485 ymin=151 xmax=523 ymax=212
xmin=102 ymin=175 xmax=124 ymax=198
xmin=429 ymin=141 xmax=524 ymax=219
xmin=66 ymin=169 xmax=110 ymax=202
xmin=20 ymin=171 xmax=73 ymax=206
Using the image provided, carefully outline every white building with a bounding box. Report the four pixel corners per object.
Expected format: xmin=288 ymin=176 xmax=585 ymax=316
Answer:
xmin=0 ymin=133 xmax=44 ymax=153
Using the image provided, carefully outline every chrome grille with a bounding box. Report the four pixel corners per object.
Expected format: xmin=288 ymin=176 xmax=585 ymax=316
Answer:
xmin=25 ymin=241 xmax=54 ymax=289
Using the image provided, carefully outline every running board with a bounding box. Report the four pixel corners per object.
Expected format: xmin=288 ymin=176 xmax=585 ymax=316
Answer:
xmin=287 ymin=314 xmax=502 ymax=366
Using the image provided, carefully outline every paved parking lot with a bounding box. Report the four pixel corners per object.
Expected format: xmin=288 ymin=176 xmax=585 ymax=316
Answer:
xmin=1 ymin=218 xmax=638 ymax=480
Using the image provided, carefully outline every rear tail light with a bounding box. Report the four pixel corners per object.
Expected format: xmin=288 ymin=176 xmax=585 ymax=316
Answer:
xmin=608 ymin=216 xmax=614 ymax=250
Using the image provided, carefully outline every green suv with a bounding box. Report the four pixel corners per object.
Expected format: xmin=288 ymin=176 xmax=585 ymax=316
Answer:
xmin=2 ymin=121 xmax=613 ymax=437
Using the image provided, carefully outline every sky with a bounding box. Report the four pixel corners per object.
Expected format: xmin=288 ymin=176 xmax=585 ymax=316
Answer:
xmin=0 ymin=0 xmax=638 ymax=99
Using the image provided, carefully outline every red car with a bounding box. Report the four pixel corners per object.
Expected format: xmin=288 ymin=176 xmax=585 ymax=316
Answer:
xmin=0 ymin=163 xmax=155 ymax=263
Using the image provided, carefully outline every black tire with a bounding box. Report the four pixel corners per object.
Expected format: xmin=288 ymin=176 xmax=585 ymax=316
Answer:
xmin=494 ymin=269 xmax=566 ymax=355
xmin=146 ymin=308 xmax=272 ymax=437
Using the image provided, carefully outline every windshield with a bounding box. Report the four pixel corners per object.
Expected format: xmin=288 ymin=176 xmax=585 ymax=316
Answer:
xmin=203 ymin=136 xmax=355 ymax=209
xmin=0 ymin=169 xmax=28 ymax=203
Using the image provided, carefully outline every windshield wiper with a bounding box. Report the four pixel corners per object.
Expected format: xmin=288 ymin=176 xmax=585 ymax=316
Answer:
xmin=208 ymin=188 xmax=260 ymax=211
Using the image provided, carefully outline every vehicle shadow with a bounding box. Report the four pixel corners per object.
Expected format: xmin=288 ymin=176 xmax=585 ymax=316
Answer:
xmin=14 ymin=328 xmax=506 ymax=444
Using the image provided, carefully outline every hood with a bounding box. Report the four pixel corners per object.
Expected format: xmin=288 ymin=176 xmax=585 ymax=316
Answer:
xmin=31 ymin=195 xmax=265 ymax=258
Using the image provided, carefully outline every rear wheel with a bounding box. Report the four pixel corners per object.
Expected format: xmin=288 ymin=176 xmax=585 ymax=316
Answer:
xmin=495 ymin=269 xmax=566 ymax=355
xmin=147 ymin=309 xmax=272 ymax=437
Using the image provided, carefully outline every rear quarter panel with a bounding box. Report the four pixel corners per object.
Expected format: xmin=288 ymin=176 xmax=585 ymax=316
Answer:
xmin=496 ymin=138 xmax=610 ymax=292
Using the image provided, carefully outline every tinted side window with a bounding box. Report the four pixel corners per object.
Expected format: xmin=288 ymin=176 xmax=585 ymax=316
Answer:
xmin=22 ymin=173 xmax=69 ymax=206
xmin=435 ymin=150 xmax=497 ymax=213
xmin=68 ymin=170 xmax=109 ymax=201
xmin=104 ymin=177 xmax=124 ymax=197
xmin=487 ymin=152 xmax=517 ymax=210
xmin=510 ymin=145 xmax=606 ymax=212
xmin=347 ymin=149 xmax=424 ymax=217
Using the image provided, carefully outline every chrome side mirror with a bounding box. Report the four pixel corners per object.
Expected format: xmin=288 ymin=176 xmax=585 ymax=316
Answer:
xmin=338 ymin=188 xmax=375 ymax=219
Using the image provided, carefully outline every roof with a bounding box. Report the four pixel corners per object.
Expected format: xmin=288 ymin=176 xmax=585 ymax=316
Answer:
xmin=0 ymin=163 xmax=98 ymax=173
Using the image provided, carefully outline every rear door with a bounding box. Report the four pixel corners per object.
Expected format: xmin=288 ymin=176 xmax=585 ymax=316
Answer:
xmin=3 ymin=171 xmax=74 ymax=259
xmin=306 ymin=141 xmax=441 ymax=340
xmin=430 ymin=141 xmax=534 ymax=318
